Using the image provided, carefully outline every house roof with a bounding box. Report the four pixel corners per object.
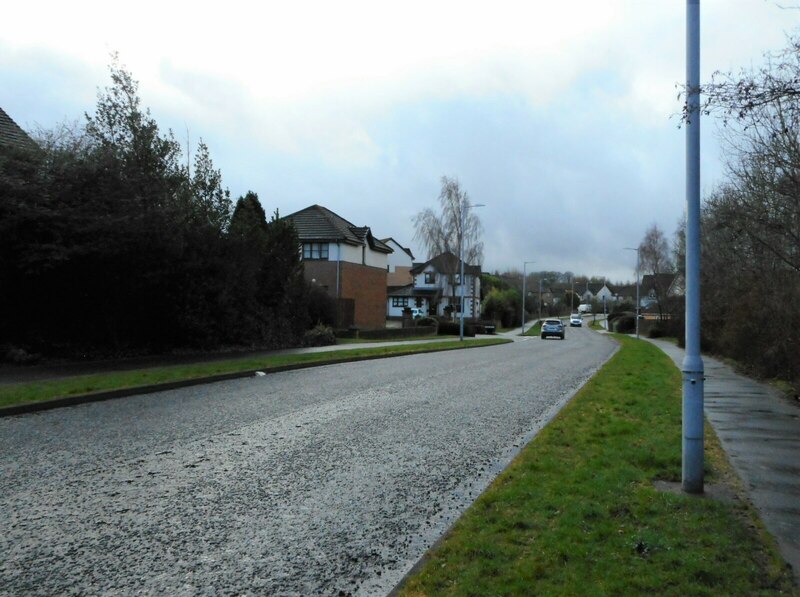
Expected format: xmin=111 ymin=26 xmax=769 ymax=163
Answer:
xmin=641 ymin=273 xmax=677 ymax=291
xmin=283 ymin=204 xmax=392 ymax=253
xmin=0 ymin=107 xmax=35 ymax=150
xmin=388 ymin=284 xmax=441 ymax=299
xmin=614 ymin=285 xmax=637 ymax=298
xmin=410 ymin=251 xmax=481 ymax=276
xmin=380 ymin=237 xmax=415 ymax=260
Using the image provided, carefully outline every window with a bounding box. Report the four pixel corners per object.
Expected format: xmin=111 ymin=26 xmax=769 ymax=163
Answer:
xmin=392 ymin=297 xmax=408 ymax=307
xmin=424 ymin=272 xmax=435 ymax=284
xmin=454 ymin=274 xmax=462 ymax=285
xmin=302 ymin=242 xmax=329 ymax=260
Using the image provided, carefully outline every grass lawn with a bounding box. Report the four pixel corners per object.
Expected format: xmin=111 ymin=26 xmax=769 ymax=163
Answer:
xmin=0 ymin=338 xmax=511 ymax=409
xmin=398 ymin=335 xmax=795 ymax=596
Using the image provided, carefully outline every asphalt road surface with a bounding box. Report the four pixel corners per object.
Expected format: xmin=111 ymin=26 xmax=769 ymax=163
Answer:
xmin=1 ymin=327 xmax=616 ymax=596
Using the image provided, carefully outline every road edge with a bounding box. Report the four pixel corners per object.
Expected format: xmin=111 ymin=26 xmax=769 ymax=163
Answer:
xmin=0 ymin=340 xmax=511 ymax=418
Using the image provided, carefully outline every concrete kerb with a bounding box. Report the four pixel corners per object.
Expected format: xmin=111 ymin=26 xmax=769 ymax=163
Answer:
xmin=0 ymin=339 xmax=510 ymax=418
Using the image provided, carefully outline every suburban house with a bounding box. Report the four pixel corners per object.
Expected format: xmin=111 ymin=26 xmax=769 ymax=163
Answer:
xmin=283 ymin=204 xmax=392 ymax=328
xmin=387 ymin=252 xmax=481 ymax=319
xmin=613 ymin=284 xmax=638 ymax=305
xmin=580 ymin=282 xmax=616 ymax=305
xmin=640 ymin=273 xmax=682 ymax=309
xmin=383 ymin=238 xmax=415 ymax=286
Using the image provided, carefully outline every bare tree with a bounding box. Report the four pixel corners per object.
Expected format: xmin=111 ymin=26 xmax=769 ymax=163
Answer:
xmin=688 ymin=31 xmax=800 ymax=388
xmin=680 ymin=32 xmax=800 ymax=125
xmin=639 ymin=223 xmax=675 ymax=321
xmin=413 ymin=176 xmax=483 ymax=315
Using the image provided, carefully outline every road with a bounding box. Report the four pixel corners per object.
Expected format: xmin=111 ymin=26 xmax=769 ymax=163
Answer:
xmin=1 ymin=326 xmax=616 ymax=596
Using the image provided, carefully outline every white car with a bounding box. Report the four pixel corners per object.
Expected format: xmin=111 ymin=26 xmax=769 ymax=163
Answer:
xmin=569 ymin=314 xmax=583 ymax=327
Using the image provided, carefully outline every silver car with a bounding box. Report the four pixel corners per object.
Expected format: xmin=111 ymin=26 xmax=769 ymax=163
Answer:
xmin=541 ymin=319 xmax=565 ymax=340
xmin=569 ymin=314 xmax=582 ymax=327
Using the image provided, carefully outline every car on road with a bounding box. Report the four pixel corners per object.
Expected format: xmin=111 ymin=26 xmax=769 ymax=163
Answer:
xmin=541 ymin=319 xmax=565 ymax=340
xmin=569 ymin=314 xmax=583 ymax=327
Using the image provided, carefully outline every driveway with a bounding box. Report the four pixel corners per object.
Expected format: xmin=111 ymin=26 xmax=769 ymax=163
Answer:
xmin=1 ymin=327 xmax=615 ymax=595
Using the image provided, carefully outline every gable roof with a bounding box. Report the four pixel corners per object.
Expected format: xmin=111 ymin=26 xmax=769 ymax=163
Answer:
xmin=641 ymin=273 xmax=677 ymax=291
xmin=283 ymin=204 xmax=392 ymax=253
xmin=410 ymin=251 xmax=481 ymax=276
xmin=0 ymin=107 xmax=36 ymax=150
xmin=380 ymin=237 xmax=415 ymax=260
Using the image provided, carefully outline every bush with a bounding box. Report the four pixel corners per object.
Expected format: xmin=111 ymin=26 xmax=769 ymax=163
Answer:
xmin=302 ymin=324 xmax=336 ymax=347
xmin=306 ymin=286 xmax=337 ymax=327
xmin=613 ymin=315 xmax=636 ymax=334
xmin=416 ymin=316 xmax=438 ymax=328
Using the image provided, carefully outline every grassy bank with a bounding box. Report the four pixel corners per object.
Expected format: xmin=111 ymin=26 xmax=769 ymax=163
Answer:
xmin=0 ymin=338 xmax=511 ymax=409
xmin=398 ymin=335 xmax=795 ymax=596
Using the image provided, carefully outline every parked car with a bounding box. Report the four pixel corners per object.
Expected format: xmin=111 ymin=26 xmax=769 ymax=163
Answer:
xmin=410 ymin=308 xmax=423 ymax=319
xmin=541 ymin=319 xmax=565 ymax=340
xmin=569 ymin=314 xmax=583 ymax=327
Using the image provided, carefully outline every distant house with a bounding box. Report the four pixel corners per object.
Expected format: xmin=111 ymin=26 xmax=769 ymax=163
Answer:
xmin=613 ymin=284 xmax=638 ymax=304
xmin=640 ymin=273 xmax=682 ymax=311
xmin=283 ymin=204 xmax=392 ymax=328
xmin=387 ymin=252 xmax=481 ymax=319
xmin=580 ymin=282 xmax=615 ymax=305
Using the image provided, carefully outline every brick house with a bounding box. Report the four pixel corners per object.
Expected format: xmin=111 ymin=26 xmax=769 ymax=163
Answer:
xmin=283 ymin=204 xmax=392 ymax=328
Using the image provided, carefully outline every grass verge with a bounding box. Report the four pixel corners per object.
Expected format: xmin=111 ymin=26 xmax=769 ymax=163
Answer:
xmin=0 ymin=338 xmax=511 ymax=409
xmin=335 ymin=335 xmax=446 ymax=344
xmin=522 ymin=323 xmax=542 ymax=337
xmin=398 ymin=335 xmax=795 ymax=596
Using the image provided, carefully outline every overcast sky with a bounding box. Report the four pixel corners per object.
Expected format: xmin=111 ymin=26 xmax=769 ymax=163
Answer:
xmin=2 ymin=1 xmax=797 ymax=281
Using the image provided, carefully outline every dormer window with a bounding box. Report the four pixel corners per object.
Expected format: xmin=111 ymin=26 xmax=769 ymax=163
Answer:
xmin=424 ymin=272 xmax=435 ymax=284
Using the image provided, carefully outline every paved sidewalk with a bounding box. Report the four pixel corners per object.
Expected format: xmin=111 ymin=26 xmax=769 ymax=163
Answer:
xmin=648 ymin=338 xmax=800 ymax=585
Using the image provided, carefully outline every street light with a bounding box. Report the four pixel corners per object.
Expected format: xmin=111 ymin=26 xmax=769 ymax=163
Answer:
xmin=459 ymin=203 xmax=485 ymax=341
xmin=521 ymin=261 xmax=535 ymax=335
xmin=538 ymin=278 xmax=547 ymax=323
xmin=624 ymin=247 xmax=640 ymax=339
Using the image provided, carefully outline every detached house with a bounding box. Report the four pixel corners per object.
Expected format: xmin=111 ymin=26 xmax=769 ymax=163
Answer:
xmin=387 ymin=252 xmax=481 ymax=319
xmin=580 ymin=282 xmax=616 ymax=305
xmin=283 ymin=205 xmax=392 ymax=328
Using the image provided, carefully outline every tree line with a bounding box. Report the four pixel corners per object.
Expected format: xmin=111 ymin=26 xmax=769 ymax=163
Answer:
xmin=0 ymin=60 xmax=325 ymax=360
xmin=689 ymin=31 xmax=800 ymax=389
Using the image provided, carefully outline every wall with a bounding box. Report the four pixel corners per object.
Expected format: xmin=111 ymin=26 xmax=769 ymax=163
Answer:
xmin=387 ymin=266 xmax=413 ymax=286
xmin=339 ymin=261 xmax=387 ymax=328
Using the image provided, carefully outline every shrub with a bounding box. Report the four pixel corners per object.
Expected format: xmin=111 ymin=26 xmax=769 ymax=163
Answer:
xmin=302 ymin=324 xmax=336 ymax=347
xmin=306 ymin=286 xmax=337 ymax=327
xmin=416 ymin=316 xmax=438 ymax=328
xmin=613 ymin=315 xmax=636 ymax=334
